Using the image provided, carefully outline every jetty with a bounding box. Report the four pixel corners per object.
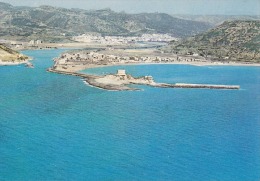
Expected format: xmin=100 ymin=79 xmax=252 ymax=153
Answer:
xmin=47 ymin=68 xmax=240 ymax=91
xmin=154 ymin=83 xmax=240 ymax=90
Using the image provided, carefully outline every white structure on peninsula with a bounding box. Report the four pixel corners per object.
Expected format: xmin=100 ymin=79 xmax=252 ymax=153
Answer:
xmin=117 ymin=70 xmax=126 ymax=76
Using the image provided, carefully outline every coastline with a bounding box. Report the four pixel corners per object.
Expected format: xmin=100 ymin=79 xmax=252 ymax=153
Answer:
xmin=47 ymin=46 xmax=249 ymax=91
xmin=8 ymin=41 xmax=260 ymax=68
xmin=2 ymin=43 xmax=243 ymax=91
xmin=49 ymin=44 xmax=260 ymax=73
xmin=4 ymin=42 xmax=260 ymax=68
xmin=53 ymin=61 xmax=260 ymax=73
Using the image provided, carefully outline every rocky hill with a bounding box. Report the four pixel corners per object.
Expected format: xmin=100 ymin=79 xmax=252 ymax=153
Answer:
xmin=0 ymin=44 xmax=28 ymax=62
xmin=164 ymin=21 xmax=260 ymax=62
xmin=0 ymin=2 xmax=212 ymax=42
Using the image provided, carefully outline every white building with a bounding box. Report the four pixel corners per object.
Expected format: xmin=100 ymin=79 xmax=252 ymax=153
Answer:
xmin=117 ymin=70 xmax=126 ymax=76
xmin=36 ymin=40 xmax=43 ymax=44
xmin=29 ymin=40 xmax=35 ymax=45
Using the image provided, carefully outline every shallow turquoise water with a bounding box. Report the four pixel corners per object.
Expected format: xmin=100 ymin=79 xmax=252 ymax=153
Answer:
xmin=1 ymin=49 xmax=260 ymax=180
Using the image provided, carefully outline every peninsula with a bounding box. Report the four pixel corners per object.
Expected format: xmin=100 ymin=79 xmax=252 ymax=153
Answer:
xmin=48 ymin=68 xmax=240 ymax=91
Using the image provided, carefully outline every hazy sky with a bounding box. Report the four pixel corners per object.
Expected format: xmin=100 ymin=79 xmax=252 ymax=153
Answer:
xmin=1 ymin=0 xmax=260 ymax=15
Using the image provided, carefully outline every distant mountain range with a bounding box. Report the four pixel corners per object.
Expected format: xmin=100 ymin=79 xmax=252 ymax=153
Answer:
xmin=164 ymin=20 xmax=260 ymax=62
xmin=0 ymin=2 xmax=212 ymax=42
xmin=171 ymin=15 xmax=260 ymax=26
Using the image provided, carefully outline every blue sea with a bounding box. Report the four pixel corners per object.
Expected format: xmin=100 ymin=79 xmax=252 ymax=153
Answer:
xmin=0 ymin=49 xmax=260 ymax=181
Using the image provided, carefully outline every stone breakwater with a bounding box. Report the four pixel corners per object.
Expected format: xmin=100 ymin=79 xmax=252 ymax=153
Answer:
xmin=47 ymin=68 xmax=240 ymax=91
xmin=154 ymin=83 xmax=240 ymax=90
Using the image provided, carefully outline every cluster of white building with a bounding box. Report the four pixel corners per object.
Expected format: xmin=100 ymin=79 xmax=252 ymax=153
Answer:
xmin=55 ymin=51 xmax=197 ymax=66
xmin=29 ymin=40 xmax=43 ymax=45
xmin=72 ymin=33 xmax=177 ymax=44
xmin=138 ymin=34 xmax=177 ymax=42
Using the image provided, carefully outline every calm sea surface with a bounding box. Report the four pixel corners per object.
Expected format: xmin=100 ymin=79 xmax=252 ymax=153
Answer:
xmin=1 ymin=49 xmax=260 ymax=180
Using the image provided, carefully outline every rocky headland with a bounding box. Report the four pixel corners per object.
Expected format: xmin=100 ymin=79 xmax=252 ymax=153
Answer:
xmin=0 ymin=44 xmax=29 ymax=65
xmin=163 ymin=20 xmax=260 ymax=63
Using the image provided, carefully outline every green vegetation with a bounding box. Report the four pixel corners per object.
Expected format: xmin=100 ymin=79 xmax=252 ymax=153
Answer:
xmin=164 ymin=20 xmax=260 ymax=62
